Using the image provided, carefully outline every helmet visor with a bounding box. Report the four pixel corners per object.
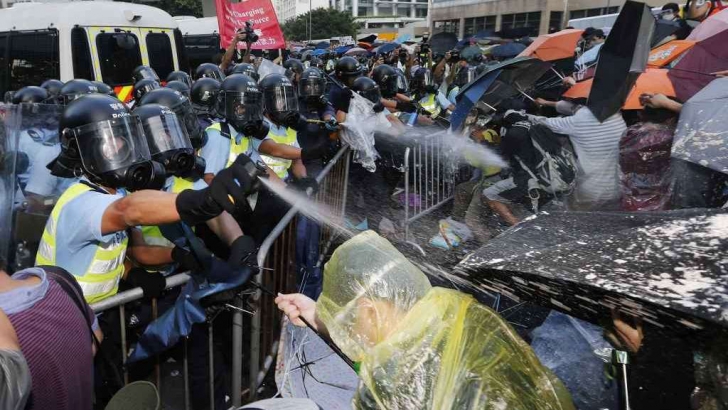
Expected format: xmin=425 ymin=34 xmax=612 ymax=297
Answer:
xmin=73 ymin=116 xmax=152 ymax=174
xmin=170 ymin=100 xmax=203 ymax=143
xmin=223 ymin=91 xmax=263 ymax=123
xmin=359 ymin=86 xmax=381 ymax=104
xmin=263 ymin=86 xmax=299 ymax=113
xmin=396 ymin=73 xmax=409 ymax=93
xmin=139 ymin=111 xmax=192 ymax=156
xmin=299 ymin=77 xmax=326 ymax=98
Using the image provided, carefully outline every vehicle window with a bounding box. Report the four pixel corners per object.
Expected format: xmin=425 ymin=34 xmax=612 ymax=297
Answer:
xmin=7 ymin=30 xmax=60 ymax=93
xmin=96 ymin=31 xmax=142 ymax=86
xmin=71 ymin=27 xmax=94 ymax=81
xmin=183 ymin=34 xmax=221 ymax=71
xmin=173 ymin=29 xmax=190 ymax=74
xmin=146 ymin=32 xmax=174 ymax=79
xmin=0 ymin=33 xmax=8 ymax=98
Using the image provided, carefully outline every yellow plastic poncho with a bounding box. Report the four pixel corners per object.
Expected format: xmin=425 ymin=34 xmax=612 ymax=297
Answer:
xmin=317 ymin=231 xmax=574 ymax=410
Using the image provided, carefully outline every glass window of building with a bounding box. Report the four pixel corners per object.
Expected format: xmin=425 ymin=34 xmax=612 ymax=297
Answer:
xmin=501 ymin=12 xmax=541 ymax=37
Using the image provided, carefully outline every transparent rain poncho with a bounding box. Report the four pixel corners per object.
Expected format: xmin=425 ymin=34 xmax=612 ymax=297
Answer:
xmin=317 ymin=230 xmax=575 ymax=410
xmin=339 ymin=93 xmax=387 ymax=172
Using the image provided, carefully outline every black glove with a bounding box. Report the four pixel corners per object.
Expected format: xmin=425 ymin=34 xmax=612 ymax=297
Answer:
xmin=300 ymin=139 xmax=329 ymax=161
xmin=372 ymin=102 xmax=385 ymax=113
xmin=332 ymin=87 xmax=353 ymax=113
xmin=227 ymin=235 xmax=257 ymax=268
xmin=175 ymin=154 xmax=262 ymax=226
xmin=125 ymin=267 xmax=166 ymax=299
xmin=396 ymin=100 xmax=417 ymax=113
xmin=172 ymin=245 xmax=206 ymax=273
xmin=290 ymin=176 xmax=319 ymax=195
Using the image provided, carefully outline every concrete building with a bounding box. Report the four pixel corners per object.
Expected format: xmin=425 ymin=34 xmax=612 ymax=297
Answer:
xmin=333 ymin=0 xmax=428 ymax=19
xmin=272 ymin=0 xmax=329 ymax=23
xmin=429 ymin=0 xmax=675 ymax=38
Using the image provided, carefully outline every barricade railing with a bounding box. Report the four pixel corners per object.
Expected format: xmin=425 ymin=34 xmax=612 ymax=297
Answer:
xmin=241 ymin=144 xmax=351 ymax=404
xmin=91 ymin=273 xmax=195 ymax=409
xmin=403 ymin=134 xmax=457 ymax=240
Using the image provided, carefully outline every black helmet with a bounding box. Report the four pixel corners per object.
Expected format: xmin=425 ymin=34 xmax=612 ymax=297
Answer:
xmin=133 ymin=65 xmax=160 ymax=83
xmin=298 ymin=67 xmax=326 ymax=100
xmin=411 ymin=67 xmax=435 ymax=94
xmin=371 ymin=64 xmax=398 ymax=98
xmin=310 ymin=57 xmax=324 ymax=70
xmin=165 ymin=80 xmax=191 ymax=98
xmin=40 ymin=80 xmax=64 ymax=98
xmin=59 ymin=79 xmax=98 ymax=105
xmin=259 ymin=73 xmax=299 ymax=127
xmin=190 ymin=77 xmax=220 ymax=116
xmin=92 ymin=81 xmax=117 ymax=98
xmin=12 ymin=86 xmax=48 ymax=104
xmin=53 ymin=94 xmax=165 ymax=191
xmin=230 ymin=63 xmax=259 ymax=81
xmin=217 ymin=74 xmax=265 ymax=137
xmin=133 ymin=103 xmax=201 ymax=179
xmin=283 ymin=59 xmax=304 ymax=76
xmin=133 ymin=78 xmax=160 ymax=101
xmin=395 ymin=69 xmax=409 ymax=96
xmin=335 ymin=57 xmax=363 ymax=87
xmin=195 ymin=63 xmax=224 ymax=81
xmin=351 ymin=77 xmax=381 ymax=104
xmin=140 ymin=88 xmax=205 ymax=149
xmin=166 ymin=71 xmax=192 ymax=88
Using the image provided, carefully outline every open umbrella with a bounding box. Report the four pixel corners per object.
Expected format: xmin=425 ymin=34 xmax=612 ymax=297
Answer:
xmin=374 ymin=42 xmax=398 ymax=55
xmin=334 ymin=44 xmax=353 ymax=55
xmin=450 ymin=57 xmax=552 ymax=130
xmin=311 ymin=49 xmax=328 ymax=57
xmin=358 ymin=34 xmax=377 ymax=44
xmin=687 ymin=8 xmax=728 ymax=41
xmin=518 ymin=29 xmax=584 ymax=62
xmin=491 ymin=42 xmax=527 ymax=59
xmin=587 ymin=0 xmax=655 ymax=122
xmin=647 ymin=40 xmax=696 ymax=67
xmin=315 ymin=41 xmax=330 ymax=50
xmin=668 ymin=29 xmax=728 ymax=102
xmin=461 ymin=45 xmax=483 ymax=61
xmin=344 ymin=47 xmax=369 ymax=57
xmin=457 ymin=208 xmax=728 ymax=331
xmin=563 ymin=68 xmax=677 ymax=110
xmin=671 ymin=77 xmax=728 ymax=174
xmin=429 ymin=32 xmax=458 ymax=55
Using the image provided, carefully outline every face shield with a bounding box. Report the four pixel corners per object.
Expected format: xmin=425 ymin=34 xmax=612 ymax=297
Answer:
xmin=139 ymin=110 xmax=195 ymax=177
xmin=359 ymin=86 xmax=381 ymax=105
xmin=264 ymin=85 xmax=299 ymax=127
xmin=0 ymin=105 xmax=17 ymax=270
xmin=298 ymin=76 xmax=326 ymax=99
xmin=220 ymin=91 xmax=264 ymax=134
xmin=396 ymin=73 xmax=409 ymax=95
xmin=169 ymin=99 xmax=205 ymax=149
xmin=380 ymin=75 xmax=399 ymax=98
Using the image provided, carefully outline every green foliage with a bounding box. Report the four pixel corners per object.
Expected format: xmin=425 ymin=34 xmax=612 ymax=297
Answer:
xmin=156 ymin=0 xmax=203 ymax=18
xmin=281 ymin=8 xmax=358 ymax=41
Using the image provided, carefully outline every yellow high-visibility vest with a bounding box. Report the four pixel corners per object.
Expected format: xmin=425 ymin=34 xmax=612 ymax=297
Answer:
xmin=419 ymin=93 xmax=441 ymax=118
xmin=206 ymin=122 xmax=252 ymax=168
xmin=261 ymin=124 xmax=297 ymax=179
xmin=35 ymin=183 xmax=127 ymax=304
xmin=141 ymin=177 xmax=195 ymax=248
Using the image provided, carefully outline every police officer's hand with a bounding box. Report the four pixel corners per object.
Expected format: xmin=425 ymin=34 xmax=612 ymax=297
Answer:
xmin=227 ymin=235 xmax=257 ymax=268
xmin=373 ymin=102 xmax=385 ymax=113
xmin=126 ymin=267 xmax=166 ymax=299
xmin=290 ymin=177 xmax=319 ymax=195
xmin=172 ymin=244 xmax=206 ymax=273
xmin=396 ymin=100 xmax=417 ymax=113
xmin=324 ymin=118 xmax=339 ymax=131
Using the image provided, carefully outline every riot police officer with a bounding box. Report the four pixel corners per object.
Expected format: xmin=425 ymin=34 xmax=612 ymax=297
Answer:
xmin=190 ymin=78 xmax=221 ymax=130
xmin=131 ymin=78 xmax=160 ymax=108
xmin=39 ymin=80 xmax=64 ymax=102
xmin=283 ymin=58 xmax=304 ymax=87
xmin=167 ymin=70 xmax=193 ymax=88
xmin=58 ymin=79 xmax=98 ymax=105
xmin=139 ymin=88 xmax=206 ymax=150
xmin=297 ymin=67 xmax=337 ymax=176
xmin=230 ymin=63 xmax=259 ymax=82
xmin=411 ymin=67 xmax=455 ymax=119
xmin=328 ymin=56 xmax=363 ymax=121
xmin=372 ymin=64 xmax=417 ymax=114
xmin=195 ymin=63 xmax=225 ymax=81
xmin=133 ymin=65 xmax=160 ymax=83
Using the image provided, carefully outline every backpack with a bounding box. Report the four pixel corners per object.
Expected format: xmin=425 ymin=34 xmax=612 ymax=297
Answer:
xmin=513 ymin=121 xmax=578 ymax=200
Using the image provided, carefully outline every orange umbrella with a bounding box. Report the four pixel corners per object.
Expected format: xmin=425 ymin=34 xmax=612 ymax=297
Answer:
xmin=563 ymin=68 xmax=676 ymax=110
xmin=517 ymin=29 xmax=584 ymax=61
xmin=647 ymin=40 xmax=696 ymax=67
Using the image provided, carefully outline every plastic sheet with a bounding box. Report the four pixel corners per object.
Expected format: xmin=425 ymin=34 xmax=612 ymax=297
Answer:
xmin=0 ymin=349 xmax=31 ymax=410
xmin=317 ymin=230 xmax=574 ymax=410
xmin=340 ymin=93 xmax=388 ymax=172
xmin=257 ymin=59 xmax=287 ymax=82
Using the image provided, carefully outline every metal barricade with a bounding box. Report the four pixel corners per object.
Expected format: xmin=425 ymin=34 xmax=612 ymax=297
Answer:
xmin=403 ymin=134 xmax=457 ymax=240
xmin=90 ymin=273 xmax=194 ymax=409
xmin=240 ymin=145 xmax=351 ymax=404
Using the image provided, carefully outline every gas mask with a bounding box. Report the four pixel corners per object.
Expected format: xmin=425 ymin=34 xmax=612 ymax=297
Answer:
xmin=263 ymin=83 xmax=300 ymax=128
xmin=139 ymin=108 xmax=198 ymax=178
xmin=219 ymin=90 xmax=265 ymax=138
xmin=64 ymin=115 xmax=166 ymax=191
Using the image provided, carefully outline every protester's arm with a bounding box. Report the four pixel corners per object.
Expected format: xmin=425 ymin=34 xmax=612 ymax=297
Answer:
xmin=220 ymin=32 xmax=247 ymax=72
xmin=0 ymin=309 xmax=19 ymax=351
xmin=528 ymin=112 xmax=576 ymax=136
xmin=713 ymin=70 xmax=728 ymax=78
xmin=275 ymin=293 xmax=329 ymax=337
xmin=640 ymin=93 xmax=683 ymax=113
xmin=535 ymin=98 xmax=558 ymax=108
xmin=433 ymin=52 xmax=449 ymax=80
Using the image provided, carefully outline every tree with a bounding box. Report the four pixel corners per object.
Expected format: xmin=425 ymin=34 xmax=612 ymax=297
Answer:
xmin=156 ymin=0 xmax=203 ymax=18
xmin=281 ymin=8 xmax=358 ymax=41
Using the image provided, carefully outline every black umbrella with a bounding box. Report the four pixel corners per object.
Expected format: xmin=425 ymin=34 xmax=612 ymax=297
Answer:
xmin=651 ymin=19 xmax=681 ymax=47
xmin=456 ymin=209 xmax=728 ymax=331
xmin=587 ymin=1 xmax=656 ymax=122
xmin=429 ymin=32 xmax=458 ymax=55
xmin=358 ymin=34 xmax=377 ymax=44
xmin=491 ymin=42 xmax=527 ymax=59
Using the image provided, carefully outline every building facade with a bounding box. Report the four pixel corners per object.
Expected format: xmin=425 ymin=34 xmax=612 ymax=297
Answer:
xmin=429 ymin=0 xmax=674 ymax=38
xmin=272 ymin=0 xmax=330 ymax=22
xmin=334 ymin=0 xmax=428 ymax=19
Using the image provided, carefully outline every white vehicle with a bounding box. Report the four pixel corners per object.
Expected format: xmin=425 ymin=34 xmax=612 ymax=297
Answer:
xmin=0 ymin=1 xmax=187 ymax=101
xmin=175 ymin=16 xmax=222 ymax=70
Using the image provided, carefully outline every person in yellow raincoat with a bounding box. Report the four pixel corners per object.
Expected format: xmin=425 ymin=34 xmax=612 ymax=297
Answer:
xmin=275 ymin=230 xmax=575 ymax=410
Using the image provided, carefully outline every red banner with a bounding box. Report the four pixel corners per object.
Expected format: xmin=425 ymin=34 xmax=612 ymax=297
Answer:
xmin=215 ymin=0 xmax=286 ymax=50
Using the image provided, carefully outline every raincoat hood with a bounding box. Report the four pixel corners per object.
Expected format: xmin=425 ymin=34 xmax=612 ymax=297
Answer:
xmin=317 ymin=231 xmax=574 ymax=410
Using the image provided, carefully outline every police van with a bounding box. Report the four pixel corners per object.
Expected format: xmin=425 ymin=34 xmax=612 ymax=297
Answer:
xmin=175 ymin=16 xmax=221 ymax=70
xmin=0 ymin=1 xmax=189 ymax=101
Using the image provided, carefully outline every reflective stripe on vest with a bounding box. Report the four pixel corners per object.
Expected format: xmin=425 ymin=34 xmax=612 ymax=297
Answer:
xmin=419 ymin=94 xmax=441 ymax=118
xmin=141 ymin=176 xmax=195 ymax=248
xmin=35 ymin=182 xmax=128 ymax=304
xmin=205 ymin=122 xmax=252 ymax=169
xmin=261 ymin=125 xmax=297 ymax=179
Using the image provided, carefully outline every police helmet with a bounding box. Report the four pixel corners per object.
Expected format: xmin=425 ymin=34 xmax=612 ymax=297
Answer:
xmin=166 ymin=71 xmax=193 ymax=88
xmin=59 ymin=79 xmax=98 ymax=105
xmin=218 ymin=74 xmax=266 ymax=138
xmin=92 ymin=81 xmax=117 ymax=98
xmin=371 ymin=64 xmax=398 ymax=98
xmin=40 ymin=80 xmax=64 ymax=98
xmin=190 ymin=78 xmax=221 ymax=116
xmin=140 ymin=88 xmax=205 ymax=149
xmin=335 ymin=57 xmax=363 ymax=88
xmin=133 ymin=65 xmax=160 ymax=83
xmin=165 ymin=80 xmax=191 ymax=98
xmin=351 ymin=77 xmax=381 ymax=104
xmin=195 ymin=63 xmax=224 ymax=81
xmin=230 ymin=63 xmax=259 ymax=82
xmin=298 ymin=68 xmax=326 ymax=100
xmin=259 ymin=73 xmax=299 ymax=127
xmin=133 ymin=78 xmax=160 ymax=101
xmin=12 ymin=86 xmax=48 ymax=104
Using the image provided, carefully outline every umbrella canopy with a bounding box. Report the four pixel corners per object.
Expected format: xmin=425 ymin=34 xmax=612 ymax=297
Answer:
xmin=358 ymin=34 xmax=377 ymax=44
xmin=450 ymin=57 xmax=552 ymax=129
xmin=647 ymin=40 xmax=696 ymax=67
xmin=491 ymin=42 xmax=527 ymax=59
xmin=461 ymin=45 xmax=483 ymax=61
xmin=334 ymin=44 xmax=353 ymax=55
xmin=456 ymin=209 xmax=728 ymax=330
xmin=473 ymin=29 xmax=497 ymax=40
xmin=518 ymin=29 xmax=584 ymax=61
xmin=671 ymin=77 xmax=728 ymax=174
xmin=374 ymin=42 xmax=398 ymax=55
xmin=587 ymin=1 xmax=655 ymax=122
xmin=668 ymin=29 xmax=728 ymax=102
xmin=429 ymin=32 xmax=458 ymax=55
xmin=396 ymin=34 xmax=412 ymax=43
xmin=563 ymin=68 xmax=676 ymax=110
xmin=344 ymin=47 xmax=369 ymax=57
xmin=315 ymin=41 xmax=330 ymax=49
xmin=687 ymin=8 xmax=728 ymax=41
xmin=311 ymin=49 xmax=328 ymax=57
xmin=357 ymin=41 xmax=373 ymax=50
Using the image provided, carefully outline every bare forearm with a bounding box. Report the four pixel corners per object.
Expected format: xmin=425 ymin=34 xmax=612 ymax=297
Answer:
xmin=206 ymin=211 xmax=243 ymax=245
xmin=292 ymin=159 xmax=307 ymax=179
xmin=220 ymin=42 xmax=237 ymax=72
xmin=129 ymin=245 xmax=173 ymax=267
xmin=102 ymin=190 xmax=180 ymax=235
xmin=259 ymin=140 xmax=302 ymax=160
